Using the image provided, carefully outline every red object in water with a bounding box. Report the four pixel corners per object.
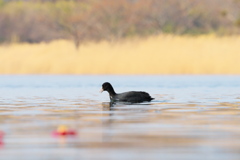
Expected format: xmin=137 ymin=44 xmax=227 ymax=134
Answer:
xmin=52 ymin=130 xmax=77 ymax=136
xmin=52 ymin=125 xmax=77 ymax=137
xmin=0 ymin=131 xmax=4 ymax=147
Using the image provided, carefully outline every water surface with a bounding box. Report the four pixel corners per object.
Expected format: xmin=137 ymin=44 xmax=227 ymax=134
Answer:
xmin=0 ymin=75 xmax=240 ymax=160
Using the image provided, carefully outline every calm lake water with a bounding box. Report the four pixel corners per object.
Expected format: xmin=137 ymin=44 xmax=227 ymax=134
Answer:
xmin=0 ymin=75 xmax=240 ymax=160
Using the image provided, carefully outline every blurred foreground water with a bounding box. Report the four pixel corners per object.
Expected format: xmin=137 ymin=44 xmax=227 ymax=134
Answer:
xmin=0 ymin=75 xmax=240 ymax=160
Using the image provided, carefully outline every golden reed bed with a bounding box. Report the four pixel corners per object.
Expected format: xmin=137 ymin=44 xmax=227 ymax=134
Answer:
xmin=0 ymin=35 xmax=240 ymax=74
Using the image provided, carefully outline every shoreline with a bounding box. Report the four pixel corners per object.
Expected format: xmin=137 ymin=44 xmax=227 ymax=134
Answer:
xmin=0 ymin=35 xmax=240 ymax=74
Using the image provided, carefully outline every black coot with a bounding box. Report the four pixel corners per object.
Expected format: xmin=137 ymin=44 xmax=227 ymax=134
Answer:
xmin=100 ymin=82 xmax=154 ymax=103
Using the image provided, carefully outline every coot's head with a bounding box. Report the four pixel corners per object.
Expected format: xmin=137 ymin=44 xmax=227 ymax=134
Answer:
xmin=100 ymin=82 xmax=114 ymax=93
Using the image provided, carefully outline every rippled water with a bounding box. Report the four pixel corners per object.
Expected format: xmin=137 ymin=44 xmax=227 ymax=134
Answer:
xmin=0 ymin=75 xmax=240 ymax=160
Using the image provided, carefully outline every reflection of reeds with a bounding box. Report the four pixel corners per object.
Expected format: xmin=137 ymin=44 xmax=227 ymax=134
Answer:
xmin=0 ymin=35 xmax=240 ymax=74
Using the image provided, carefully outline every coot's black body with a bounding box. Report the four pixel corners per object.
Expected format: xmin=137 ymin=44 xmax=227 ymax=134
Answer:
xmin=101 ymin=82 xmax=154 ymax=103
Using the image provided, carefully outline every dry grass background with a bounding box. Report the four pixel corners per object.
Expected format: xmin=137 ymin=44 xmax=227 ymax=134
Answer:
xmin=0 ymin=35 xmax=240 ymax=74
